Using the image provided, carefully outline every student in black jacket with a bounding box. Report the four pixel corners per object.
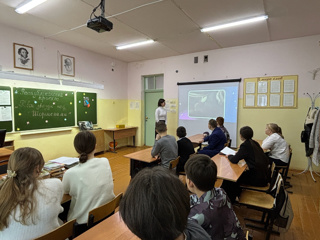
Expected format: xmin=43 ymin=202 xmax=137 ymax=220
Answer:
xmin=176 ymin=126 xmax=195 ymax=176
xmin=221 ymin=126 xmax=269 ymax=203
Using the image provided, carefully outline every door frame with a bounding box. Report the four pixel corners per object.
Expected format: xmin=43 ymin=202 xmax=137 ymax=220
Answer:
xmin=144 ymin=89 xmax=163 ymax=146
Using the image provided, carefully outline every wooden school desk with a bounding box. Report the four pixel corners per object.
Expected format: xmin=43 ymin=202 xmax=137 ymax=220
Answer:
xmin=0 ymin=148 xmax=13 ymax=162
xmin=124 ymin=148 xmax=157 ymax=178
xmin=74 ymin=212 xmax=139 ymax=240
xmin=212 ymin=154 xmax=247 ymax=182
xmin=105 ymin=127 xmax=138 ymax=152
xmin=188 ymin=134 xmax=204 ymax=148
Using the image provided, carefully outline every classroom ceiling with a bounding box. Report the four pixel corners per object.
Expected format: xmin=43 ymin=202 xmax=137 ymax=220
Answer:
xmin=0 ymin=0 xmax=320 ymax=63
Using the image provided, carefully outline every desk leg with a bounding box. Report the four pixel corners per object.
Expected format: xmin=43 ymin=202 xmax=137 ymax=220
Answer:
xmin=111 ymin=132 xmax=116 ymax=153
xmin=133 ymin=135 xmax=136 ymax=147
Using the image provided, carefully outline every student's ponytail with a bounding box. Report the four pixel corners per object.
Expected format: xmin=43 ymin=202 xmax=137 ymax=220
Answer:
xmin=79 ymin=152 xmax=88 ymax=163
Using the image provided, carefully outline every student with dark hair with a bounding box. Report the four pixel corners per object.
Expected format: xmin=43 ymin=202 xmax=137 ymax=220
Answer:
xmin=155 ymin=98 xmax=167 ymax=137
xmin=198 ymin=119 xmax=226 ymax=157
xmin=262 ymin=123 xmax=290 ymax=166
xmin=0 ymin=147 xmax=63 ymax=240
xmin=216 ymin=116 xmax=230 ymax=142
xmin=119 ymin=166 xmax=211 ymax=240
xmin=151 ymin=122 xmax=178 ymax=168
xmin=221 ymin=126 xmax=269 ymax=203
xmin=185 ymin=154 xmax=246 ymax=240
xmin=155 ymin=98 xmax=167 ymax=123
xmin=176 ymin=126 xmax=195 ymax=176
xmin=62 ymin=131 xmax=115 ymax=224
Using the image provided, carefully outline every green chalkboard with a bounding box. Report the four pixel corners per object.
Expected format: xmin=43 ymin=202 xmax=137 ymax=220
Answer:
xmin=0 ymin=86 xmax=13 ymax=132
xmin=13 ymin=88 xmax=75 ymax=131
xmin=76 ymin=92 xmax=97 ymax=124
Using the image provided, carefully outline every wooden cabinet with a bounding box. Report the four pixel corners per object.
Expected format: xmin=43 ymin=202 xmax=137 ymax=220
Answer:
xmin=91 ymin=130 xmax=105 ymax=153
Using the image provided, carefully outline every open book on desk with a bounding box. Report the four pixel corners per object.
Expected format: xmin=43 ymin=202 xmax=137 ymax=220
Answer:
xmin=49 ymin=157 xmax=79 ymax=168
xmin=220 ymin=147 xmax=236 ymax=156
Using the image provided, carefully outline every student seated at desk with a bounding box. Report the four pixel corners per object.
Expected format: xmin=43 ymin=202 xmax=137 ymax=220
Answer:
xmin=0 ymin=147 xmax=63 ymax=240
xmin=221 ymin=126 xmax=269 ymax=203
xmin=176 ymin=126 xmax=195 ymax=176
xmin=185 ymin=154 xmax=246 ymax=240
xmin=119 ymin=166 xmax=211 ymax=240
xmin=198 ymin=119 xmax=226 ymax=157
xmin=62 ymin=131 xmax=115 ymax=224
xmin=261 ymin=123 xmax=290 ymax=166
xmin=151 ymin=122 xmax=178 ymax=169
xmin=216 ymin=116 xmax=230 ymax=143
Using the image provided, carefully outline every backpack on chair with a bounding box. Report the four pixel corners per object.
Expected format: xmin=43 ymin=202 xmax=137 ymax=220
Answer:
xmin=274 ymin=181 xmax=294 ymax=232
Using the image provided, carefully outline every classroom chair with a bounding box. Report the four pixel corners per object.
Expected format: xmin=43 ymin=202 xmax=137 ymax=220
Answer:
xmin=240 ymin=162 xmax=277 ymax=193
xmin=169 ymin=156 xmax=180 ymax=170
xmin=275 ymin=146 xmax=292 ymax=192
xmin=34 ymin=219 xmax=76 ymax=240
xmin=238 ymin=173 xmax=284 ymax=240
xmin=224 ymin=139 xmax=232 ymax=148
xmin=87 ymin=192 xmax=123 ymax=228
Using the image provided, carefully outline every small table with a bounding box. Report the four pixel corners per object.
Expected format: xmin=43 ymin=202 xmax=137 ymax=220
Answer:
xmin=211 ymin=154 xmax=247 ymax=182
xmin=74 ymin=212 xmax=139 ymax=240
xmin=124 ymin=148 xmax=157 ymax=178
xmin=188 ymin=134 xmax=204 ymax=148
xmin=105 ymin=127 xmax=138 ymax=153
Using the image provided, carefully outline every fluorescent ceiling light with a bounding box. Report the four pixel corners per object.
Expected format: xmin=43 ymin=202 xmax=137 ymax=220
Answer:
xmin=201 ymin=15 xmax=268 ymax=32
xmin=116 ymin=40 xmax=155 ymax=50
xmin=15 ymin=0 xmax=47 ymax=14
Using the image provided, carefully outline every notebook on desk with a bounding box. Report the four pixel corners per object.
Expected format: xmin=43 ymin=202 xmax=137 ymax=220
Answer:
xmin=220 ymin=146 xmax=236 ymax=155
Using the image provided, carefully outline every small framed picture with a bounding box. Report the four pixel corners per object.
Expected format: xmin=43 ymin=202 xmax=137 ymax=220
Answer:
xmin=61 ymin=55 xmax=75 ymax=77
xmin=13 ymin=43 xmax=33 ymax=70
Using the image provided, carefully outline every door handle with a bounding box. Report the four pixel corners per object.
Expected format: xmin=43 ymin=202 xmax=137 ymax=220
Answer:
xmin=145 ymin=117 xmax=149 ymax=121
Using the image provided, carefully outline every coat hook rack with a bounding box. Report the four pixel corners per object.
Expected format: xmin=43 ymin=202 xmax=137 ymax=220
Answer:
xmin=303 ymin=92 xmax=320 ymax=109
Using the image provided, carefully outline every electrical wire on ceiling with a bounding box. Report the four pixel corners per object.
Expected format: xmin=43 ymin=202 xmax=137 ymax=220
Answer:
xmin=44 ymin=0 xmax=163 ymax=38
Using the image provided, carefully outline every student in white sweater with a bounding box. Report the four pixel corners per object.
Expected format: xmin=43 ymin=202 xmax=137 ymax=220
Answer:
xmin=262 ymin=123 xmax=290 ymax=166
xmin=0 ymin=147 xmax=63 ymax=240
xmin=155 ymin=98 xmax=167 ymax=137
xmin=62 ymin=131 xmax=115 ymax=224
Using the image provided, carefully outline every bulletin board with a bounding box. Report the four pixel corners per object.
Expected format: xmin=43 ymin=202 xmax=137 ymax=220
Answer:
xmin=0 ymin=86 xmax=13 ymax=132
xmin=243 ymin=75 xmax=298 ymax=108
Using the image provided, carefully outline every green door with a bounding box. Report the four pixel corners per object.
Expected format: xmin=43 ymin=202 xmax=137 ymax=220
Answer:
xmin=145 ymin=91 xmax=163 ymax=146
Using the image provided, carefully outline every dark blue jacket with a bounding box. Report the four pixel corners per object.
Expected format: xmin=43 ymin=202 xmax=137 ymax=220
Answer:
xmin=199 ymin=127 xmax=226 ymax=157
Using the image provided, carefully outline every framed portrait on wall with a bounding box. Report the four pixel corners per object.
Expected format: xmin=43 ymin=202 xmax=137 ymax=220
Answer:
xmin=13 ymin=43 xmax=33 ymax=70
xmin=61 ymin=55 xmax=75 ymax=77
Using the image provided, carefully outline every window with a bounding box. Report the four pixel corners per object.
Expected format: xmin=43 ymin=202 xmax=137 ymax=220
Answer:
xmin=144 ymin=75 xmax=163 ymax=90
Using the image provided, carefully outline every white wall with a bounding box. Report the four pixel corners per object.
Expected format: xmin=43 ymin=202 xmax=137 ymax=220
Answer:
xmin=0 ymin=23 xmax=128 ymax=100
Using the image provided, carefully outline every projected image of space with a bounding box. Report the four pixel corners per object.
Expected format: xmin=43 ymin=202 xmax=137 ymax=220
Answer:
xmin=188 ymin=90 xmax=225 ymax=118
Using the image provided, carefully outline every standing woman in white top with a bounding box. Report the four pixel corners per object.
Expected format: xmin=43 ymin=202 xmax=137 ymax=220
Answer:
xmin=261 ymin=123 xmax=290 ymax=166
xmin=0 ymin=147 xmax=63 ymax=240
xmin=155 ymin=98 xmax=167 ymax=137
xmin=62 ymin=131 xmax=115 ymax=225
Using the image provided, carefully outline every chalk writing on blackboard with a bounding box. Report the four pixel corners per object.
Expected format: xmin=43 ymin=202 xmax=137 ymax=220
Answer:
xmin=13 ymin=88 xmax=75 ymax=131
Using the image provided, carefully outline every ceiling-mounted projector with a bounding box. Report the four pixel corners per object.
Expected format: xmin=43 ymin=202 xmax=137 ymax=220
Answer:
xmin=87 ymin=16 xmax=113 ymax=33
